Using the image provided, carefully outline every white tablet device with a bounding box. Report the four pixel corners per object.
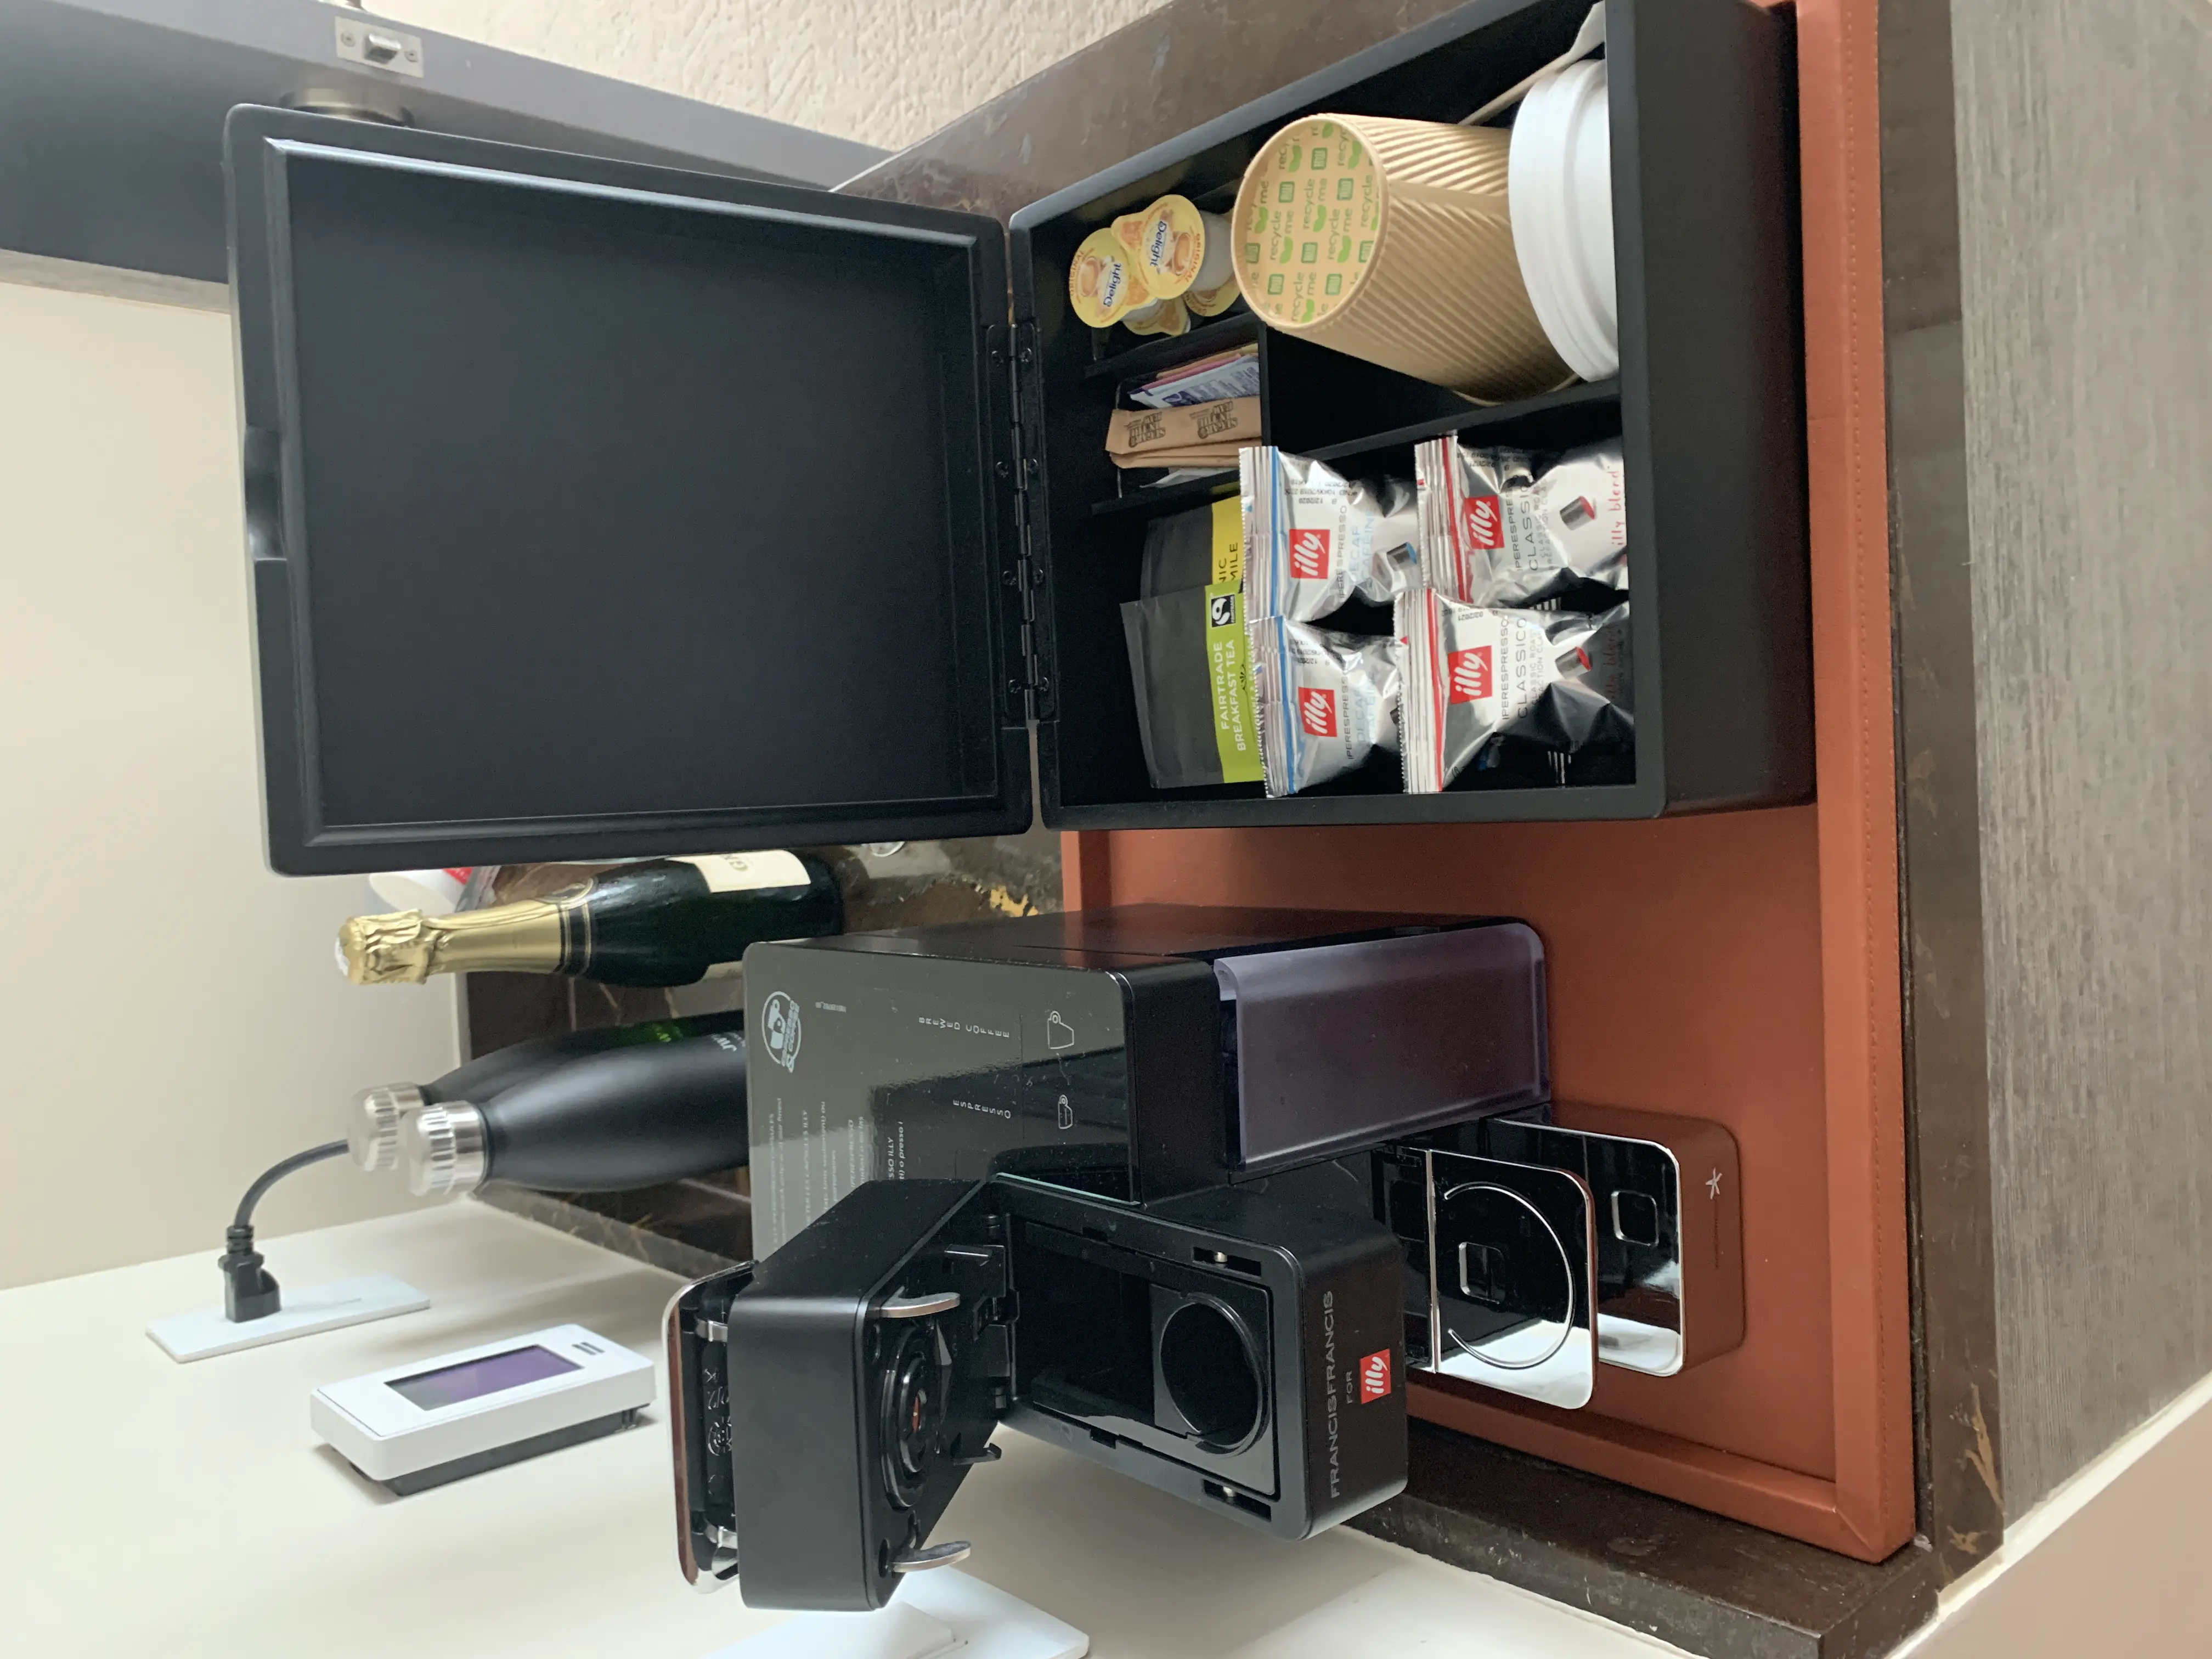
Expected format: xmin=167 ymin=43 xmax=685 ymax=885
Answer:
xmin=311 ymin=1323 xmax=654 ymax=1494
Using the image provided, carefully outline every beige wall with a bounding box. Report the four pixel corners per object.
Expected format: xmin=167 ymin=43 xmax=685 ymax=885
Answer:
xmin=371 ymin=0 xmax=1173 ymax=153
xmin=0 ymin=274 xmax=458 ymax=1290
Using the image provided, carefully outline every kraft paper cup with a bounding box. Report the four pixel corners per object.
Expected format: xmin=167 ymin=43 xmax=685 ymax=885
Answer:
xmin=1233 ymin=114 xmax=1570 ymax=403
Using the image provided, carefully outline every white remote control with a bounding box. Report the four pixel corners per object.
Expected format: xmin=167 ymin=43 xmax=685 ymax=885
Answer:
xmin=312 ymin=1323 xmax=652 ymax=1494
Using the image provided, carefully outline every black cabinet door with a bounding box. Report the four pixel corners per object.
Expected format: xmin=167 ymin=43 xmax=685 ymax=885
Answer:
xmin=229 ymin=107 xmax=1026 ymax=873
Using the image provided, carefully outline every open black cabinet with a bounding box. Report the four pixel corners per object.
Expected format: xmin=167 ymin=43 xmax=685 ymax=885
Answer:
xmin=226 ymin=0 xmax=1805 ymax=874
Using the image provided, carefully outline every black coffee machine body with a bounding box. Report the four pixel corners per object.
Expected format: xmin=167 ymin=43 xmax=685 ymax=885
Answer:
xmin=671 ymin=905 xmax=1558 ymax=1611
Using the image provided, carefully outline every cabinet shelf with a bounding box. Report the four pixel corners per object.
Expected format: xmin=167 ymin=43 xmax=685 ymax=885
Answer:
xmin=1307 ymin=379 xmax=1622 ymax=466
xmin=1088 ymin=472 xmax=1238 ymax=520
xmin=1081 ymin=311 xmax=1259 ymax=385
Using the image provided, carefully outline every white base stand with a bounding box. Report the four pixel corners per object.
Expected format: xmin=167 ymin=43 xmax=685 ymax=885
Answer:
xmin=703 ymin=1570 xmax=1087 ymax=1659
xmin=145 ymin=1274 xmax=429 ymax=1362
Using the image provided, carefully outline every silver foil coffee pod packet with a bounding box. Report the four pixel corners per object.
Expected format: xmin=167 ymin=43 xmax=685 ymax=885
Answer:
xmin=1249 ymin=616 xmax=1401 ymax=797
xmin=1415 ymin=436 xmax=1626 ymax=606
xmin=1242 ymin=447 xmax=1420 ymax=620
xmin=1397 ymin=592 xmax=1632 ymax=793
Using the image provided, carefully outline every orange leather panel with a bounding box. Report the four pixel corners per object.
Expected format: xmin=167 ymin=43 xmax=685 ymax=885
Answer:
xmin=1061 ymin=0 xmax=1911 ymax=1559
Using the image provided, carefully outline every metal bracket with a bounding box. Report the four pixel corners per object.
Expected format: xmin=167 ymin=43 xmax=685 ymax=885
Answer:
xmin=333 ymin=16 xmax=425 ymax=78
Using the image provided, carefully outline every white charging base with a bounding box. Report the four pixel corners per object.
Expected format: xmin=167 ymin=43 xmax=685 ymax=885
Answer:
xmin=704 ymin=1569 xmax=1087 ymax=1659
xmin=146 ymin=1274 xmax=429 ymax=1362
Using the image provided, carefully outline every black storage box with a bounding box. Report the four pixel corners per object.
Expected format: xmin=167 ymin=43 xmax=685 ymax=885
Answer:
xmin=742 ymin=904 xmax=1550 ymax=1255
xmin=224 ymin=0 xmax=1805 ymax=873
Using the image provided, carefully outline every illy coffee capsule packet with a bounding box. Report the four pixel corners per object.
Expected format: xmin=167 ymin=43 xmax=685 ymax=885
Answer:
xmin=1415 ymin=436 xmax=1626 ymax=605
xmin=1249 ymin=616 xmax=1401 ymax=797
xmin=1358 ymin=537 xmax=1424 ymax=606
xmin=1397 ymin=591 xmax=1633 ymax=793
xmin=1120 ymin=582 xmax=1264 ymax=789
xmin=1242 ymin=448 xmax=1421 ymax=621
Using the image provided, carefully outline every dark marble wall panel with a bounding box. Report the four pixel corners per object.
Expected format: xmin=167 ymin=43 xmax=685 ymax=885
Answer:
xmin=1951 ymin=0 xmax=2212 ymax=1519
xmin=1879 ymin=0 xmax=2005 ymax=1581
xmin=840 ymin=0 xmax=1479 ymax=217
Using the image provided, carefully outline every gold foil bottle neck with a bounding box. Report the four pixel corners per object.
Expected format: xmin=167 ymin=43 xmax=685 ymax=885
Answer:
xmin=341 ymin=909 xmax=435 ymax=984
xmin=338 ymin=900 xmax=566 ymax=983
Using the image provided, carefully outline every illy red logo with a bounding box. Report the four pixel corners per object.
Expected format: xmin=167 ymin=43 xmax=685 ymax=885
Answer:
xmin=1447 ymin=645 xmax=1493 ymax=702
xmin=1462 ymin=495 xmax=1502 ymax=550
xmin=1298 ymin=685 xmax=1339 ymax=737
xmin=1289 ymin=527 xmax=1331 ymax=580
xmin=1358 ymin=1348 xmax=1392 ymax=1403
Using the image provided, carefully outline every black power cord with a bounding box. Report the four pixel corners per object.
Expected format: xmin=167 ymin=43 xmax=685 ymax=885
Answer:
xmin=218 ymin=1141 xmax=348 ymax=1323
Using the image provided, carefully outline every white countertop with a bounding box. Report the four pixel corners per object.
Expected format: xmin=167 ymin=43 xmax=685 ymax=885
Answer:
xmin=0 ymin=1201 xmax=1680 ymax=1659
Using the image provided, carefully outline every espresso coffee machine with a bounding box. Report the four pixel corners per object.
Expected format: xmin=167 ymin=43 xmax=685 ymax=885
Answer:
xmin=667 ymin=905 xmax=1742 ymax=1612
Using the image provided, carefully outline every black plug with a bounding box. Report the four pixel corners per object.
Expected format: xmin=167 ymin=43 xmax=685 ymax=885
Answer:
xmin=220 ymin=1224 xmax=281 ymax=1322
xmin=221 ymin=1139 xmax=348 ymax=1324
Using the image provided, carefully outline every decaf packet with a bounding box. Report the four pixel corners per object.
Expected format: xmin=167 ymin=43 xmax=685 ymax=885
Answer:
xmin=1120 ymin=581 xmax=1263 ymax=790
xmin=1397 ymin=591 xmax=1633 ymax=793
xmin=1107 ymin=397 xmax=1262 ymax=459
xmin=1249 ymin=616 xmax=1400 ymax=798
xmin=1110 ymin=444 xmax=1246 ymax=471
xmin=1415 ymin=436 xmax=1626 ymax=606
xmin=1242 ymin=448 xmax=1422 ymax=620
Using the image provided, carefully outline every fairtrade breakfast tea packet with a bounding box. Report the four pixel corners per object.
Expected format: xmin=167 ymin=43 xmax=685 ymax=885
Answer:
xmin=1120 ymin=581 xmax=1263 ymax=790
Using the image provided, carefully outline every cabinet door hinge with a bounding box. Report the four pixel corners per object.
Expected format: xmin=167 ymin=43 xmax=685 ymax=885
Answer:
xmin=989 ymin=320 xmax=1051 ymax=720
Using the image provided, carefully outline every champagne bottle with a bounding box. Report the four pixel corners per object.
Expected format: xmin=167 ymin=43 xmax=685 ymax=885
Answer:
xmin=398 ymin=1030 xmax=751 ymax=1198
xmin=340 ymin=851 xmax=840 ymax=989
xmin=347 ymin=1011 xmax=744 ymax=1171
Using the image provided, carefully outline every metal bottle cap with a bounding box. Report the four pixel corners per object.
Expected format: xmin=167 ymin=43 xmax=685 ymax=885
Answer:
xmin=347 ymin=1083 xmax=424 ymax=1172
xmin=401 ymin=1101 xmax=488 ymax=1198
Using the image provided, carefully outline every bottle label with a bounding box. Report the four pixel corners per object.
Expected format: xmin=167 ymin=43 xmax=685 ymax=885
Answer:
xmin=675 ymin=851 xmax=809 ymax=894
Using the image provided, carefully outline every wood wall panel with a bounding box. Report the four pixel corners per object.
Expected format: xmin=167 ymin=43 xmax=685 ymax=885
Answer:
xmin=1950 ymin=0 xmax=2212 ymax=1520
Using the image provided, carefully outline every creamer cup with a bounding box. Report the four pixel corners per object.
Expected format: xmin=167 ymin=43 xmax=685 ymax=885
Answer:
xmin=1184 ymin=274 xmax=1242 ymax=317
xmin=1069 ymin=226 xmax=1146 ymax=328
xmin=1121 ymin=293 xmax=1192 ymax=337
xmin=1138 ymin=195 xmax=1234 ymax=298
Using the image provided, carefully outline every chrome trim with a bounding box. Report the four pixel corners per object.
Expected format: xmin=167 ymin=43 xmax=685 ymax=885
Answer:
xmin=878 ymin=1290 xmax=961 ymax=1321
xmin=399 ymin=1100 xmax=486 ymax=1197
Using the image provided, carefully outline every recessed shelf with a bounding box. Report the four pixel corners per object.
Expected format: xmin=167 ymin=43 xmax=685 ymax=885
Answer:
xmin=1306 ymin=379 xmax=1622 ymax=466
xmin=1082 ymin=311 xmax=1259 ymax=385
xmin=1089 ymin=472 xmax=1238 ymax=519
